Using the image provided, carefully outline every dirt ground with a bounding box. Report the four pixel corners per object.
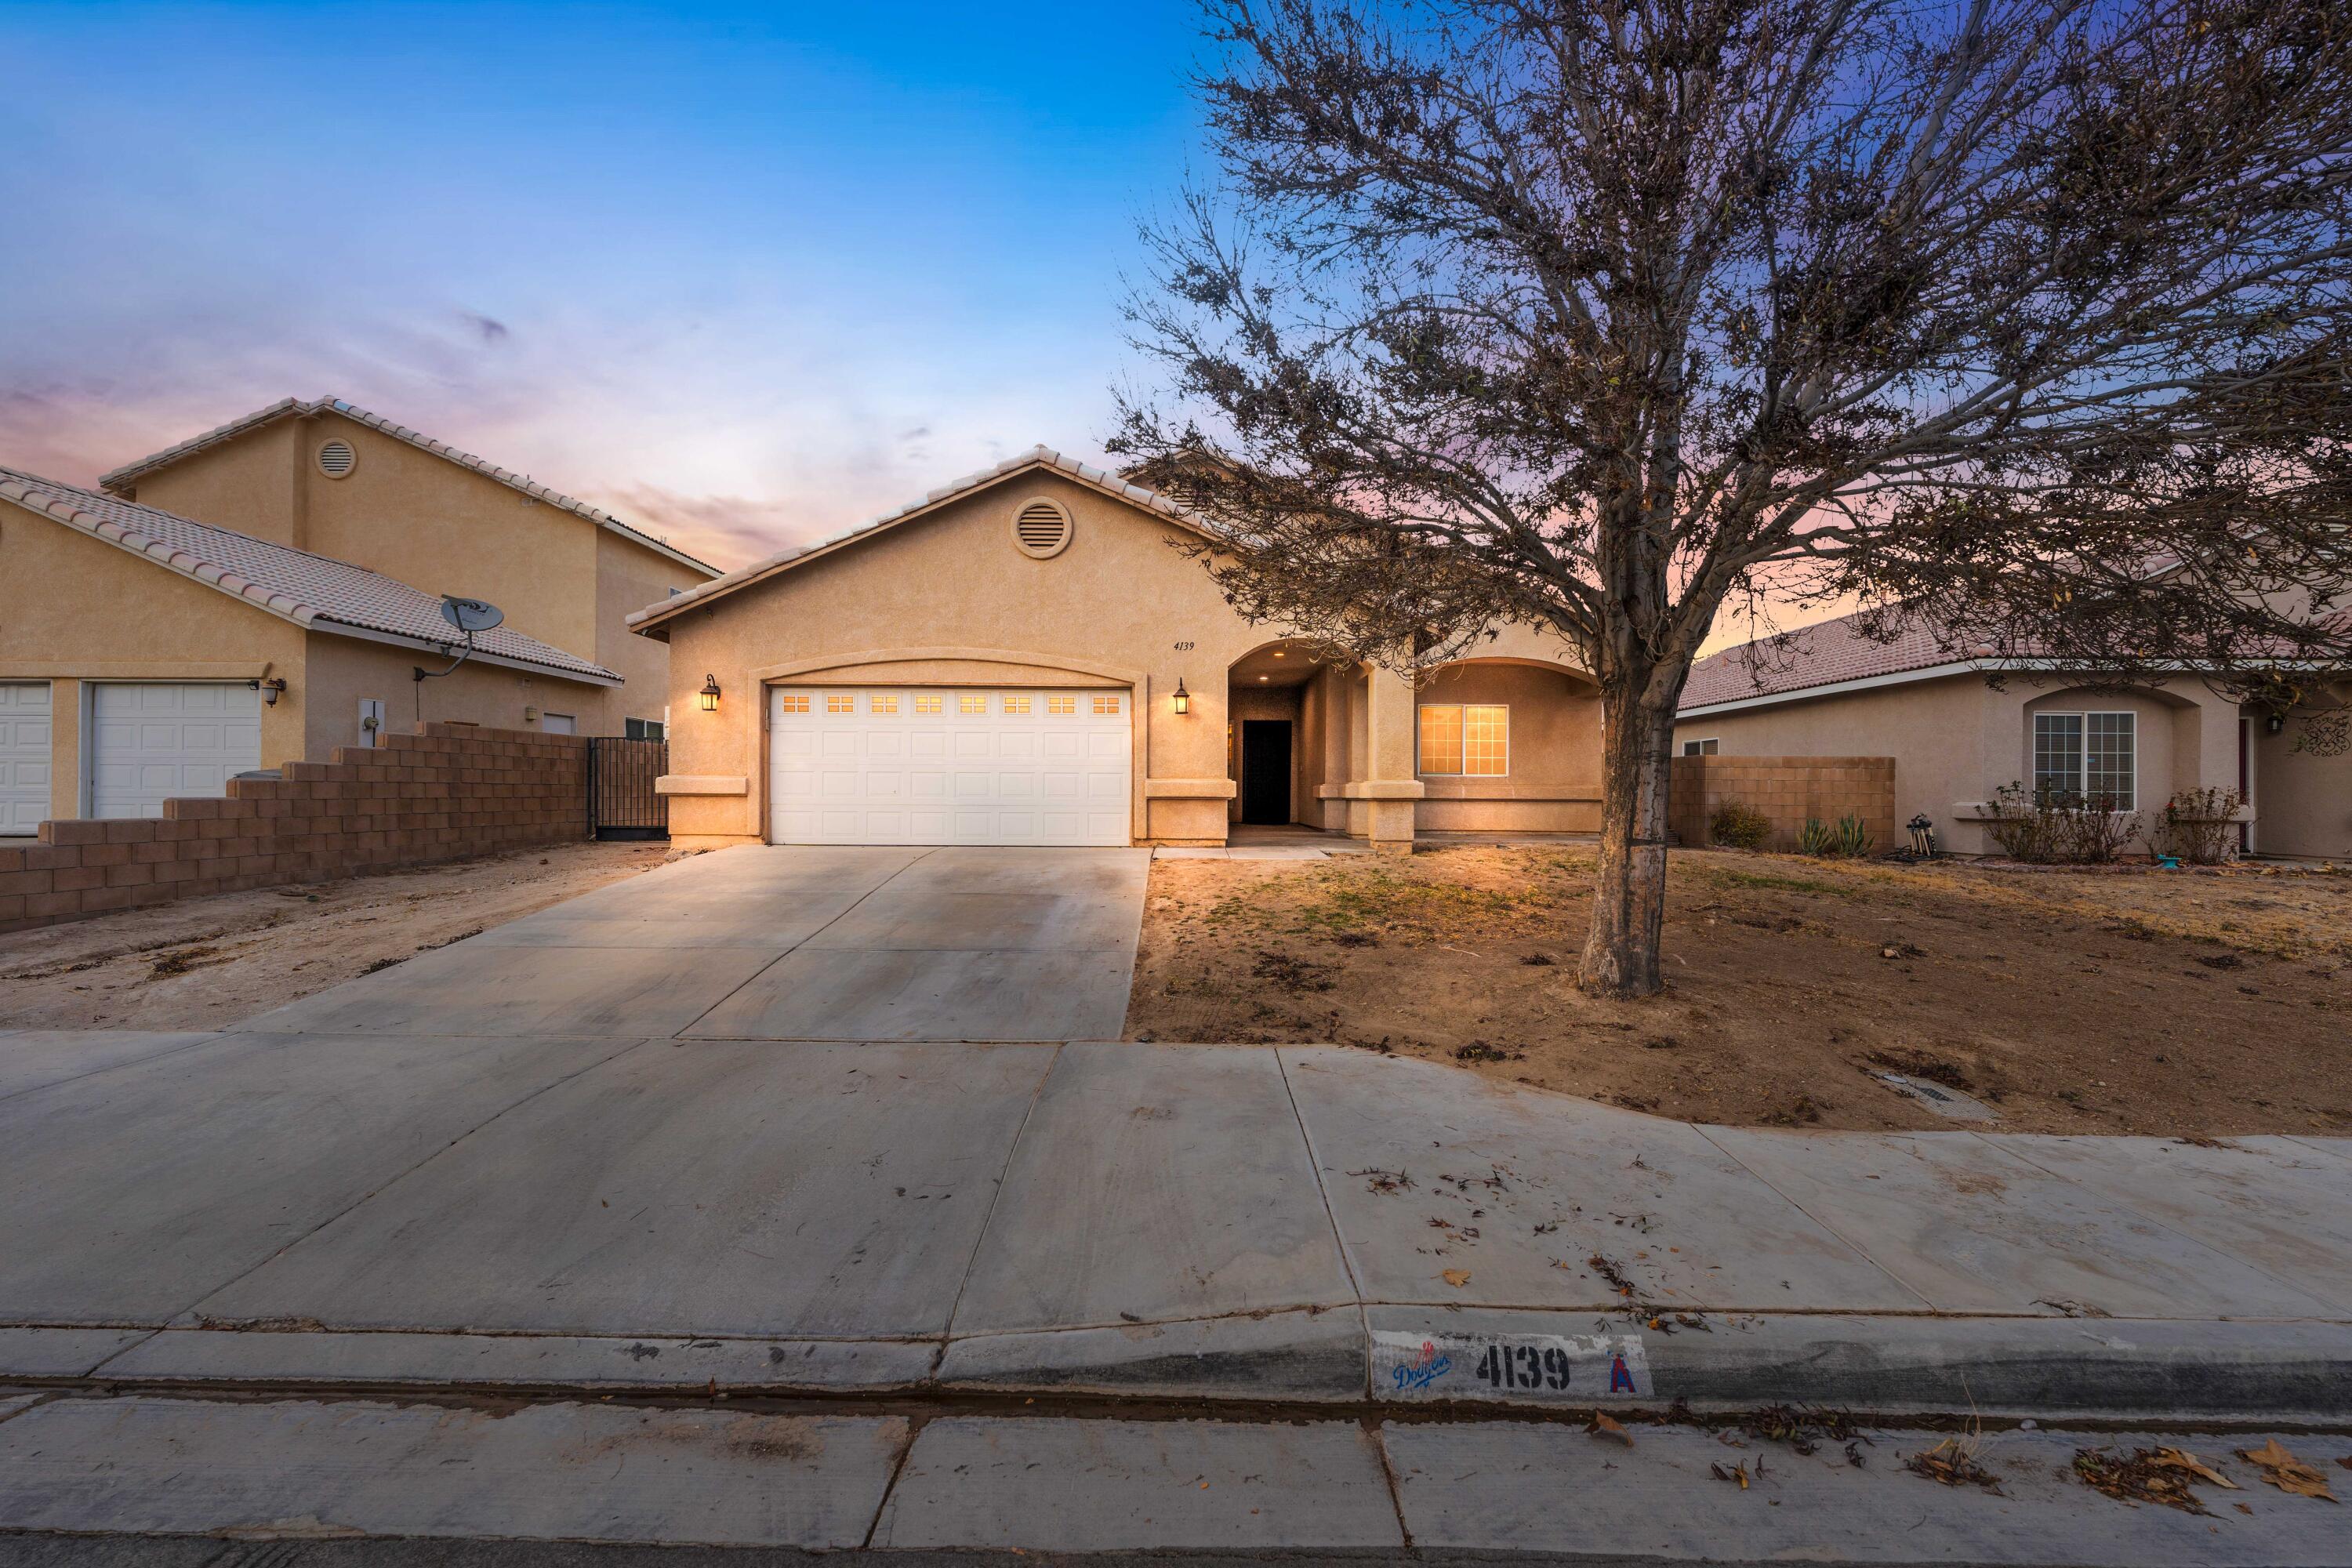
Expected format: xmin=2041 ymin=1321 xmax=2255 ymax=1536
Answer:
xmin=0 ymin=840 xmax=671 ymax=1033
xmin=1126 ymin=845 xmax=2352 ymax=1136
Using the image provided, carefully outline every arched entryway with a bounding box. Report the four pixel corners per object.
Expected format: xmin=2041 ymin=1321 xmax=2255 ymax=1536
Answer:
xmin=1227 ymin=639 xmax=1336 ymax=829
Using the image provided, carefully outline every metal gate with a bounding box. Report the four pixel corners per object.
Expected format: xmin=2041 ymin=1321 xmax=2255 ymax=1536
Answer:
xmin=588 ymin=737 xmax=669 ymax=840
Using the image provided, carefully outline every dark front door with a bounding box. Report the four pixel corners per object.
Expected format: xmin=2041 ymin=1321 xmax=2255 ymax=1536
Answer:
xmin=1240 ymin=720 xmax=1293 ymax=825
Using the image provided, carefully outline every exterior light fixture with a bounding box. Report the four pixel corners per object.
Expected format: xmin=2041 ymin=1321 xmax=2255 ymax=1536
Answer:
xmin=2266 ymin=712 xmax=2286 ymax=735
xmin=1172 ymin=677 xmax=1190 ymax=716
xmin=1258 ymin=673 xmax=1270 ymax=681
xmin=699 ymin=673 xmax=723 ymax=712
xmin=249 ymin=677 xmax=287 ymax=707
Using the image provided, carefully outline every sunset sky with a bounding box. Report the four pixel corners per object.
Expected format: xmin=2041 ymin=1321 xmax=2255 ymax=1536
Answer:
xmin=0 ymin=2 xmax=1208 ymax=570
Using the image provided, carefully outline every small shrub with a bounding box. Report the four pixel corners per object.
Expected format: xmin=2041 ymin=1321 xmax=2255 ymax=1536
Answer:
xmin=1709 ymin=799 xmax=1773 ymax=850
xmin=1800 ymin=814 xmax=1875 ymax=858
xmin=1982 ymin=782 xmax=2140 ymax=864
xmin=2151 ymin=786 xmax=2242 ymax=866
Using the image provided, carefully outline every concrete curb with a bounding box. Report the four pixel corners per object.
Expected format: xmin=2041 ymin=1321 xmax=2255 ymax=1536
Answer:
xmin=13 ymin=1312 xmax=2350 ymax=1421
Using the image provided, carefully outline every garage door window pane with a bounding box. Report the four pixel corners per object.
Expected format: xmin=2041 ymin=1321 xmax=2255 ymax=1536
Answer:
xmin=1003 ymin=695 xmax=1031 ymax=715
xmin=777 ymin=693 xmax=810 ymax=713
xmin=826 ymin=694 xmax=855 ymax=714
xmin=960 ymin=694 xmax=988 ymax=714
xmin=915 ymin=695 xmax=942 ymax=714
xmin=1048 ymin=695 xmax=1076 ymax=715
xmin=870 ymin=694 xmax=898 ymax=715
xmin=1093 ymin=695 xmax=1120 ymax=715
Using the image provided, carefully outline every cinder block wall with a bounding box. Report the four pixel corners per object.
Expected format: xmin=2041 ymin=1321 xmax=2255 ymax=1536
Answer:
xmin=1668 ymin=755 xmax=1897 ymax=853
xmin=0 ymin=723 xmax=587 ymax=935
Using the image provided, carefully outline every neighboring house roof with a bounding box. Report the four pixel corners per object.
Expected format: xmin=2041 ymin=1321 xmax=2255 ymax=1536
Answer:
xmin=1680 ymin=610 xmax=1989 ymax=715
xmin=98 ymin=396 xmax=720 ymax=577
xmin=626 ymin=446 xmax=1214 ymax=637
xmin=0 ymin=466 xmax=622 ymax=686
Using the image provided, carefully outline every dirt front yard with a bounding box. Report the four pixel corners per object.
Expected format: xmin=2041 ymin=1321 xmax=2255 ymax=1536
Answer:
xmin=1127 ymin=845 xmax=2352 ymax=1136
xmin=0 ymin=840 xmax=670 ymax=1032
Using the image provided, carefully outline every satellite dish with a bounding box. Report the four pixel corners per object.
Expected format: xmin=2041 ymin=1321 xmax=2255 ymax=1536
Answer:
xmin=440 ymin=596 xmax=504 ymax=635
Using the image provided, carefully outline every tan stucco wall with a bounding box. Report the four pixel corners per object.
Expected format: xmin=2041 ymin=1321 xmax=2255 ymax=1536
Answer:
xmin=1676 ymin=671 xmax=2248 ymax=853
xmin=119 ymin=409 xmax=713 ymax=735
xmin=1412 ymin=660 xmax=1603 ymax=832
xmin=2253 ymin=683 xmax=2352 ymax=859
xmin=301 ymin=637 xmax=611 ymax=761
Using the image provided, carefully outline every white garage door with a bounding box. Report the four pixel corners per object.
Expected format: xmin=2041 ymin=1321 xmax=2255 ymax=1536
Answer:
xmin=1 ymin=684 xmax=53 ymax=836
xmin=89 ymin=683 xmax=263 ymax=820
xmin=770 ymin=687 xmax=1131 ymax=846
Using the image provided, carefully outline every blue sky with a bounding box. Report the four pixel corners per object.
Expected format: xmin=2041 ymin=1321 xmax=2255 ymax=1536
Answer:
xmin=0 ymin=2 xmax=1210 ymax=567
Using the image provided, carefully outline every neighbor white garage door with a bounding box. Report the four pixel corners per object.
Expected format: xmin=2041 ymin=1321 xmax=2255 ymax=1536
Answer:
xmin=769 ymin=687 xmax=1131 ymax=846
xmin=0 ymin=684 xmax=53 ymax=836
xmin=89 ymin=683 xmax=263 ymax=820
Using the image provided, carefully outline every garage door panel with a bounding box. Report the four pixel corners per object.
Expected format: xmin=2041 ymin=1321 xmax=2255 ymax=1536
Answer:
xmin=89 ymin=684 xmax=263 ymax=820
xmin=1 ymin=684 xmax=54 ymax=835
xmin=771 ymin=687 xmax=1129 ymax=846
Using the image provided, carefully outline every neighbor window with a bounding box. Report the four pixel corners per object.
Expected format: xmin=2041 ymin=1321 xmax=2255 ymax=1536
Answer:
xmin=1418 ymin=704 xmax=1509 ymax=776
xmin=2033 ymin=711 xmax=2135 ymax=809
xmin=624 ymin=717 xmax=666 ymax=742
xmin=777 ymin=693 xmax=810 ymax=713
xmin=1682 ymin=739 xmax=1719 ymax=757
xmin=959 ymin=693 xmax=988 ymax=714
xmin=826 ymin=693 xmax=855 ymax=714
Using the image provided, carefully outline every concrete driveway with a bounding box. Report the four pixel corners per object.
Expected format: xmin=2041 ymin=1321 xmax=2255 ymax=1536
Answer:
xmin=230 ymin=844 xmax=1150 ymax=1044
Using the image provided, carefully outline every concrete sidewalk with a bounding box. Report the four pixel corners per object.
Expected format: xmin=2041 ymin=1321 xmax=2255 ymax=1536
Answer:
xmin=2 ymin=1029 xmax=2346 ymax=1418
xmin=1 ymin=1390 xmax=2347 ymax=1563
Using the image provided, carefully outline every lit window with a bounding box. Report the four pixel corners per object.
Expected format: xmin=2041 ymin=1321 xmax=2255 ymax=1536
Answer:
xmin=2035 ymin=711 xmax=2133 ymax=809
xmin=1682 ymin=739 xmax=1718 ymax=757
xmin=915 ymin=695 xmax=942 ymax=714
xmin=1464 ymin=706 xmax=1508 ymax=775
xmin=1048 ymin=695 xmax=1076 ymax=715
xmin=1418 ymin=705 xmax=1463 ymax=775
xmin=1003 ymin=695 xmax=1032 ymax=715
xmin=777 ymin=693 xmax=810 ymax=714
xmin=959 ymin=693 xmax=988 ymax=714
xmin=826 ymin=693 xmax=854 ymax=714
xmin=1418 ymin=704 xmax=1508 ymax=775
xmin=1092 ymin=695 xmax=1121 ymax=715
xmin=870 ymin=694 xmax=898 ymax=715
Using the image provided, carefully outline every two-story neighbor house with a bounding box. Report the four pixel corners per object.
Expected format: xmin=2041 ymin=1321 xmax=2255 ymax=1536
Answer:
xmin=0 ymin=398 xmax=719 ymax=833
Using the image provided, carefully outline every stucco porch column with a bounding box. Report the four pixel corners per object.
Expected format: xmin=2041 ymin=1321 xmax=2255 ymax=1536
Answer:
xmin=1313 ymin=663 xmax=1421 ymax=852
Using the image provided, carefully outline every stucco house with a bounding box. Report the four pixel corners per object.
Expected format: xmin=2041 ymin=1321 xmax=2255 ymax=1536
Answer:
xmin=1675 ymin=608 xmax=2352 ymax=859
xmin=2 ymin=397 xmax=717 ymax=834
xmin=628 ymin=448 xmax=1602 ymax=851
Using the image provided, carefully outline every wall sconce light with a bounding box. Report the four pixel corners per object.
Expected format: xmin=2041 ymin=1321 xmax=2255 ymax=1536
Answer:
xmin=249 ymin=677 xmax=287 ymax=708
xmin=2266 ymin=711 xmax=2286 ymax=735
xmin=699 ymin=673 xmax=723 ymax=712
xmin=1171 ymin=677 xmax=1190 ymax=716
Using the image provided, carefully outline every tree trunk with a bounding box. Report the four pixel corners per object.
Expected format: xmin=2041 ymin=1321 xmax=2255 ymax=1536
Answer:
xmin=1578 ymin=686 xmax=1678 ymax=999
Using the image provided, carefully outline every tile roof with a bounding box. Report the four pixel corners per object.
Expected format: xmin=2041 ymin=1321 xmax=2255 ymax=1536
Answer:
xmin=98 ymin=396 xmax=719 ymax=577
xmin=1680 ymin=609 xmax=1986 ymax=711
xmin=0 ymin=466 xmax=622 ymax=685
xmin=626 ymin=445 xmax=1215 ymax=633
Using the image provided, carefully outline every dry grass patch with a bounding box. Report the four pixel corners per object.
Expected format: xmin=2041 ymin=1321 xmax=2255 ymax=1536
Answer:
xmin=1127 ymin=844 xmax=2352 ymax=1135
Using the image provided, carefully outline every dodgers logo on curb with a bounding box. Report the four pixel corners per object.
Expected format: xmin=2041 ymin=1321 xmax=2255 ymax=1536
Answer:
xmin=1370 ymin=1330 xmax=1652 ymax=1402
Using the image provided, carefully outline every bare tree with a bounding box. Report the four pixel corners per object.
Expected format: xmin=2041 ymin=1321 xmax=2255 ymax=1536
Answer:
xmin=1114 ymin=0 xmax=2352 ymax=997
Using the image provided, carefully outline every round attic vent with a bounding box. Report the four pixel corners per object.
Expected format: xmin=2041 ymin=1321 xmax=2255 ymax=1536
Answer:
xmin=1011 ymin=497 xmax=1073 ymax=559
xmin=317 ymin=439 xmax=358 ymax=478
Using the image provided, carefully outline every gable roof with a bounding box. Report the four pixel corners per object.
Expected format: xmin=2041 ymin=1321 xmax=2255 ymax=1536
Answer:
xmin=1680 ymin=609 xmax=1987 ymax=714
xmin=98 ymin=396 xmax=719 ymax=577
xmin=0 ymin=466 xmax=622 ymax=685
xmin=626 ymin=446 xmax=1216 ymax=637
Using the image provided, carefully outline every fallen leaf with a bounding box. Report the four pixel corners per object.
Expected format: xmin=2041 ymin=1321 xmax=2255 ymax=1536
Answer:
xmin=1588 ymin=1413 xmax=1632 ymax=1446
xmin=1441 ymin=1269 xmax=1472 ymax=1288
xmin=2238 ymin=1440 xmax=2338 ymax=1502
xmin=1711 ymin=1459 xmax=1751 ymax=1488
xmin=2235 ymin=1503 xmax=2255 ymax=1515
xmin=2150 ymin=1448 xmax=2237 ymax=1490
